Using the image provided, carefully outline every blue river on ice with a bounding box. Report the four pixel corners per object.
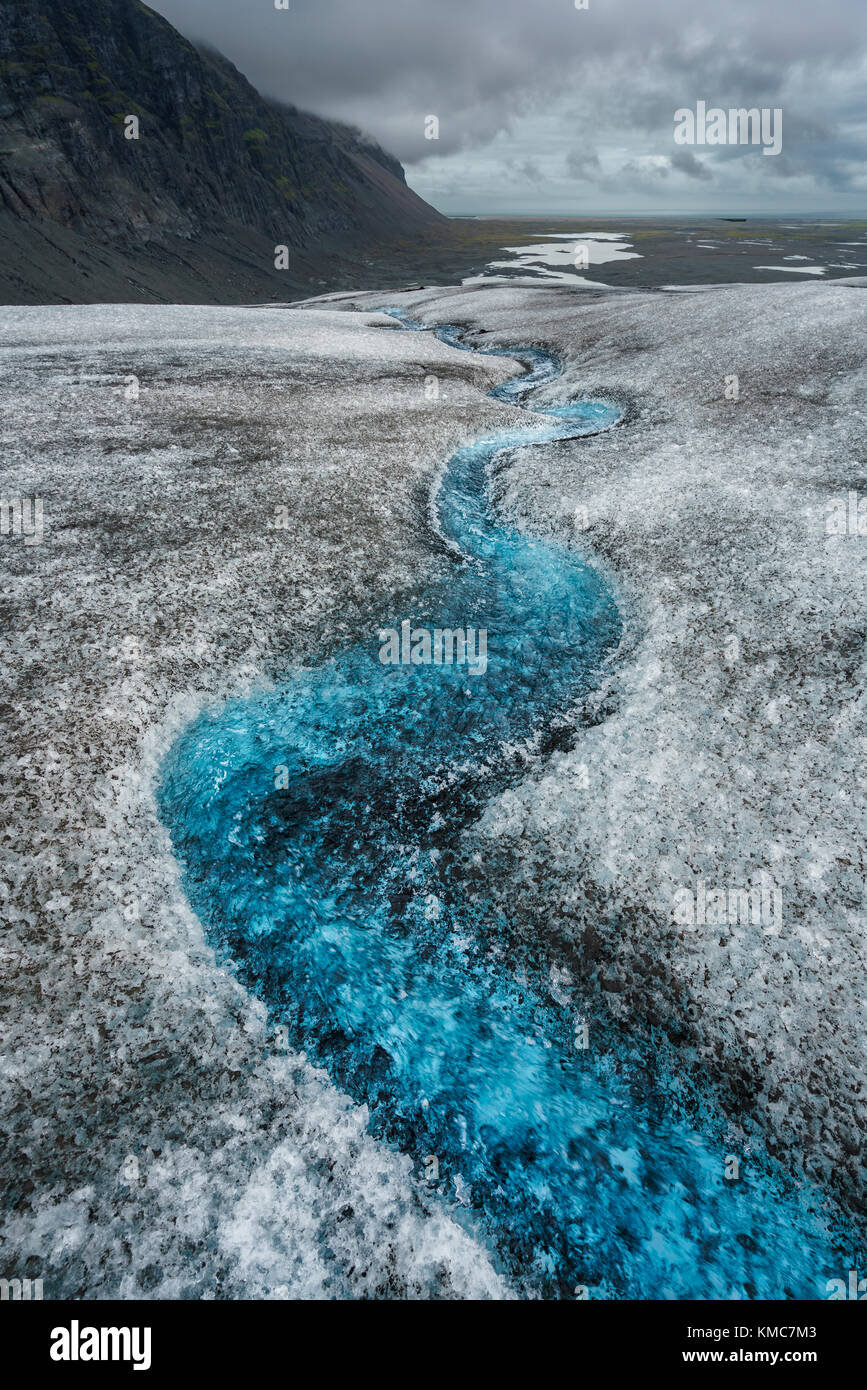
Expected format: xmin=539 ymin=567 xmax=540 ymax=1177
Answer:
xmin=157 ymin=310 xmax=848 ymax=1298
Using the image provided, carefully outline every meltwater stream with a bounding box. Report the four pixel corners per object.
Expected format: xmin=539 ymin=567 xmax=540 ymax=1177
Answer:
xmin=158 ymin=310 xmax=845 ymax=1298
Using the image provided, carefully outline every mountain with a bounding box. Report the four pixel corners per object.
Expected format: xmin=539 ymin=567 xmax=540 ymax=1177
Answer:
xmin=0 ymin=0 xmax=447 ymax=303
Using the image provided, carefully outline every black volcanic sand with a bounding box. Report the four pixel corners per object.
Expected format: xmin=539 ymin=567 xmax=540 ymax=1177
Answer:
xmin=3 ymin=214 xmax=862 ymax=305
xmin=320 ymin=216 xmax=867 ymax=299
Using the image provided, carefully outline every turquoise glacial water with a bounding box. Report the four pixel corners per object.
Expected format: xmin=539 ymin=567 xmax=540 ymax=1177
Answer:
xmin=157 ymin=310 xmax=846 ymax=1298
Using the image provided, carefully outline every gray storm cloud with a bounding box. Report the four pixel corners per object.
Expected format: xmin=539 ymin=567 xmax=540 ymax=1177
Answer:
xmin=151 ymin=0 xmax=866 ymax=212
xmin=670 ymin=149 xmax=712 ymax=181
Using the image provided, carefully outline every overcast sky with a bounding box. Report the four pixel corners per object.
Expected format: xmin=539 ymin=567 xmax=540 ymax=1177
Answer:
xmin=153 ymin=0 xmax=867 ymax=215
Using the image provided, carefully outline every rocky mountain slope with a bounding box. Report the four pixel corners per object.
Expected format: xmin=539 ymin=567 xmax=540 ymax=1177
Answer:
xmin=0 ymin=0 xmax=446 ymax=303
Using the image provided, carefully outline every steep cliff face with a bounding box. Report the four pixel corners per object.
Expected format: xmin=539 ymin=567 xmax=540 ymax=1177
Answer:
xmin=0 ymin=0 xmax=445 ymax=302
